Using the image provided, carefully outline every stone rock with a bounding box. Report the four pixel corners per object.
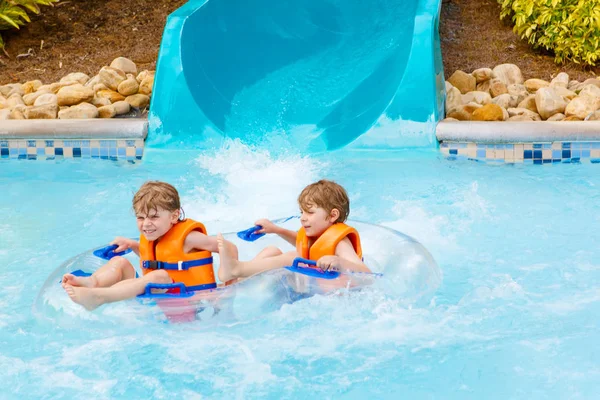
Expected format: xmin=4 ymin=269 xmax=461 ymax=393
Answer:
xmin=571 ymin=78 xmax=600 ymax=93
xmin=93 ymin=83 xmax=109 ymax=93
xmin=25 ymin=103 xmax=58 ymax=119
xmin=0 ymin=109 xmax=9 ymax=120
xmin=472 ymin=104 xmax=504 ymax=121
xmin=96 ymin=89 xmax=126 ymax=103
xmin=138 ymin=75 xmax=154 ymax=96
xmin=99 ymin=66 xmax=127 ymax=91
xmin=110 ymin=57 xmax=137 ymax=75
xmin=489 ymin=79 xmax=508 ymax=97
xmin=117 ymin=75 xmax=139 ymax=96
xmin=507 ymin=84 xmax=529 ymax=105
xmin=58 ymin=102 xmax=99 ymax=119
xmin=553 ymin=86 xmax=577 ymax=101
xmin=445 ymin=85 xmax=462 ymax=113
xmin=22 ymin=90 xmax=52 ymax=106
xmin=60 ymin=72 xmax=90 ymax=85
xmin=34 ymin=93 xmax=59 ymax=107
xmin=492 ymin=93 xmax=519 ymax=109
xmin=502 ymin=106 xmax=509 ymax=121
xmin=21 ymin=80 xmax=42 ymax=94
xmin=578 ymin=84 xmax=600 ymax=99
xmin=442 ymin=117 xmax=459 ymax=122
xmin=446 ymin=103 xmax=482 ymax=121
xmin=524 ymin=78 xmax=550 ymax=93
xmin=7 ymin=93 xmax=25 ymax=109
xmin=507 ymin=107 xmax=542 ymax=121
xmin=492 ymin=64 xmax=523 ymax=85
xmin=1 ymin=83 xmax=23 ymax=97
xmin=9 ymin=106 xmax=26 ymax=120
xmin=547 ymin=113 xmax=565 ymax=121
xmin=85 ymin=75 xmax=101 ymax=88
xmin=57 ymin=84 xmax=94 ymax=106
xmin=476 ymin=80 xmax=491 ymax=94
xmin=462 ymin=91 xmax=492 ymax=105
xmin=39 ymin=81 xmax=80 ymax=94
xmin=91 ymin=97 xmax=112 ymax=107
xmin=518 ymin=95 xmax=538 ymax=113
xmin=568 ymin=80 xmax=580 ymax=91
xmin=112 ymin=100 xmax=131 ymax=115
xmin=535 ymin=88 xmax=567 ymax=120
xmin=125 ymin=94 xmax=150 ymax=109
xmin=136 ymin=70 xmax=154 ymax=83
xmin=585 ymin=110 xmax=600 ymax=121
xmin=98 ymin=104 xmax=117 ymax=118
xmin=508 ymin=115 xmax=536 ymax=121
xmin=472 ymin=68 xmax=494 ymax=83
xmin=550 ymin=72 xmax=569 ymax=88
xmin=563 ymin=116 xmax=583 ymax=121
xmin=0 ymin=95 xmax=6 ymax=109
xmin=565 ymin=96 xmax=600 ymax=119
xmin=448 ymin=70 xmax=476 ymax=94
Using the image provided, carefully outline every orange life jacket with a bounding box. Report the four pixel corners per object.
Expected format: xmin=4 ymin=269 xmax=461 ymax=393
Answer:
xmin=295 ymin=223 xmax=362 ymax=261
xmin=139 ymin=219 xmax=216 ymax=291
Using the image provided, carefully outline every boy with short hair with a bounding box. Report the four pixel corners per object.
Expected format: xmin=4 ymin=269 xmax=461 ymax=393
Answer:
xmin=217 ymin=180 xmax=370 ymax=281
xmin=62 ymin=181 xmax=223 ymax=310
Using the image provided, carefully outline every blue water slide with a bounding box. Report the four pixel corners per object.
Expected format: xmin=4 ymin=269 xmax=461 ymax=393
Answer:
xmin=149 ymin=0 xmax=444 ymax=150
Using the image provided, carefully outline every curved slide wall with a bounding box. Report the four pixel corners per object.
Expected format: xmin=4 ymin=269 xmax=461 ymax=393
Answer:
xmin=149 ymin=0 xmax=444 ymax=151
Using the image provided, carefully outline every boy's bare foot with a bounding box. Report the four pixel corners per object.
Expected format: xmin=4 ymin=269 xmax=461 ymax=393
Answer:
xmin=61 ymin=273 xmax=97 ymax=288
xmin=63 ymin=285 xmax=103 ymax=311
xmin=217 ymin=233 xmax=241 ymax=283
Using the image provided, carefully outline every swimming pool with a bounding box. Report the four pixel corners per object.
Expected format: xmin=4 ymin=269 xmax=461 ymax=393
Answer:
xmin=2 ymin=142 xmax=600 ymax=398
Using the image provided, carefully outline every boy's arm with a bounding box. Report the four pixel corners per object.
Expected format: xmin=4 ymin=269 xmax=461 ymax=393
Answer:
xmin=317 ymin=238 xmax=371 ymax=273
xmin=185 ymin=231 xmax=220 ymax=253
xmin=184 ymin=231 xmax=239 ymax=260
xmin=274 ymin=227 xmax=298 ymax=247
xmin=111 ymin=237 xmax=140 ymax=256
xmin=255 ymin=218 xmax=297 ymax=246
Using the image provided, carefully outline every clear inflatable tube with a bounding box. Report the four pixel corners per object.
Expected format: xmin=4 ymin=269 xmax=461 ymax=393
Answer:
xmin=34 ymin=219 xmax=441 ymax=324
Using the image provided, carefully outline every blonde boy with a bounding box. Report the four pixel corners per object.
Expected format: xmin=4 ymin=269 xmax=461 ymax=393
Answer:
xmin=62 ymin=181 xmax=222 ymax=310
xmin=217 ymin=180 xmax=370 ymax=280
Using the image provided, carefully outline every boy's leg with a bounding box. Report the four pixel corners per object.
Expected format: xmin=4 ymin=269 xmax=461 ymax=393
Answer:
xmin=251 ymin=246 xmax=282 ymax=261
xmin=217 ymin=234 xmax=296 ymax=281
xmin=63 ymin=269 xmax=171 ymax=311
xmin=61 ymin=256 xmax=136 ymax=288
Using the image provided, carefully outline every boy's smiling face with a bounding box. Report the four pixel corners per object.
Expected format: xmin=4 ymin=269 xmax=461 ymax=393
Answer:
xmin=136 ymin=207 xmax=179 ymax=241
xmin=300 ymin=203 xmax=340 ymax=238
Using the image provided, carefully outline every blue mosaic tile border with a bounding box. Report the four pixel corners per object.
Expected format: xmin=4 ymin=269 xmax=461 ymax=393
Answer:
xmin=440 ymin=141 xmax=600 ymax=164
xmin=0 ymin=139 xmax=144 ymax=161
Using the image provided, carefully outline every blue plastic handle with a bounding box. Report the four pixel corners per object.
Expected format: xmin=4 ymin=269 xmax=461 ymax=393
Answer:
xmin=137 ymin=282 xmax=194 ymax=299
xmin=236 ymin=216 xmax=298 ymax=242
xmin=236 ymin=225 xmax=265 ymax=242
xmin=284 ymin=257 xmax=340 ymax=280
xmin=93 ymin=244 xmax=132 ymax=260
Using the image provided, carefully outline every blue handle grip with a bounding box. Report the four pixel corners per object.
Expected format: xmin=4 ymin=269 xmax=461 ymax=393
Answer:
xmin=93 ymin=244 xmax=132 ymax=260
xmin=285 ymin=257 xmax=340 ymax=280
xmin=236 ymin=216 xmax=298 ymax=242
xmin=292 ymin=257 xmax=317 ymax=268
xmin=236 ymin=225 xmax=265 ymax=242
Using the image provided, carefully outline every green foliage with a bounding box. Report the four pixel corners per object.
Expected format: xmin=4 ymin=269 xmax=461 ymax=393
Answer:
xmin=498 ymin=0 xmax=600 ymax=66
xmin=0 ymin=0 xmax=58 ymax=52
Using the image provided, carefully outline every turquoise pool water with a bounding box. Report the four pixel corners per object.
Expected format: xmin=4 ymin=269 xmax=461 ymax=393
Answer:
xmin=2 ymin=143 xmax=600 ymax=398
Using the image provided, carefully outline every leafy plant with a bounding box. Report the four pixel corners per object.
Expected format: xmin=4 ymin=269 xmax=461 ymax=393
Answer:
xmin=498 ymin=0 xmax=600 ymax=66
xmin=0 ymin=0 xmax=59 ymax=54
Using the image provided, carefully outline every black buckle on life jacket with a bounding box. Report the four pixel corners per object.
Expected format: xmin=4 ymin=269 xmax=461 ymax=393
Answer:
xmin=143 ymin=260 xmax=163 ymax=270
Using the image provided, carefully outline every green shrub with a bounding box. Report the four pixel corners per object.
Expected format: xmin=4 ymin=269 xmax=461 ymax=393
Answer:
xmin=498 ymin=0 xmax=600 ymax=66
xmin=0 ymin=0 xmax=59 ymax=53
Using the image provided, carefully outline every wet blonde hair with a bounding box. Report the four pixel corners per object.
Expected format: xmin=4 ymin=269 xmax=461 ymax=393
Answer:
xmin=298 ymin=180 xmax=350 ymax=223
xmin=132 ymin=181 xmax=181 ymax=215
